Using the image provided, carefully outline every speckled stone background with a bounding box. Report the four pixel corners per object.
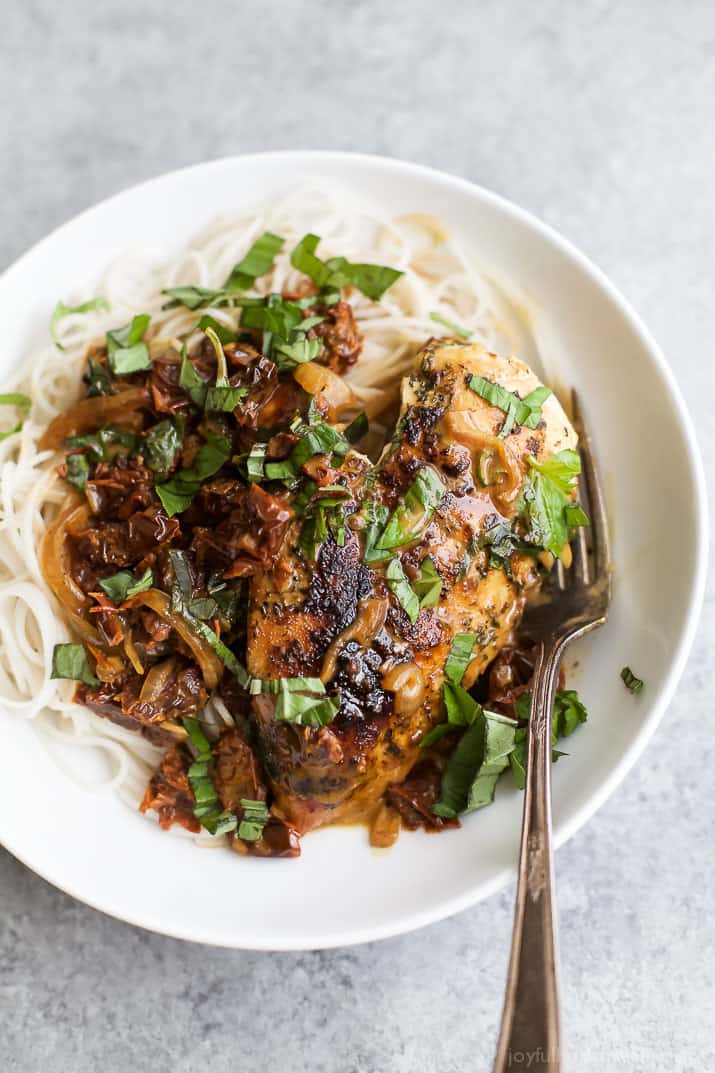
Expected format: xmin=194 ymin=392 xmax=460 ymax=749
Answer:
xmin=1 ymin=2 xmax=713 ymax=1071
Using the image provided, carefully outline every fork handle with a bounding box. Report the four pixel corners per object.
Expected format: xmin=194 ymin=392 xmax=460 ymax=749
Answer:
xmin=493 ymin=639 xmax=564 ymax=1073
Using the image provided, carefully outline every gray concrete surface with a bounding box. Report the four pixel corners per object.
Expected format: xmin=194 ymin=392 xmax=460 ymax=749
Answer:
xmin=1 ymin=2 xmax=714 ymax=1071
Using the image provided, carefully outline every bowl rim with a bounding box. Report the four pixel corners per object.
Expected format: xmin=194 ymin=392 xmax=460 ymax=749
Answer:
xmin=0 ymin=150 xmax=708 ymax=948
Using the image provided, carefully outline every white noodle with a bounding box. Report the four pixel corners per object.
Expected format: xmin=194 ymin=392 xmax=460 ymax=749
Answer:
xmin=0 ymin=184 xmax=529 ymax=835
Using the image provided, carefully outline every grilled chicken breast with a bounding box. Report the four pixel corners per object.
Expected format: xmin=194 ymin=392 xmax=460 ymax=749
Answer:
xmin=247 ymin=339 xmax=577 ymax=833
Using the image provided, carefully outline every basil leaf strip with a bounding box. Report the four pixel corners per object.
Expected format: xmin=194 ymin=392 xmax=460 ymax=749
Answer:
xmin=106 ymin=314 xmax=151 ymax=374
xmin=51 ymin=643 xmax=99 ymax=687
xmin=444 ymin=632 xmax=477 ymax=685
xmin=621 ymin=666 xmax=644 ymax=694
xmin=99 ymin=567 xmax=153 ymax=605
xmin=238 ymin=798 xmax=270 ymax=842
xmin=469 ymin=375 xmax=551 ymax=438
xmin=50 ymin=297 xmax=110 ymax=350
xmin=385 ymin=558 xmax=420 ymax=624
xmin=522 ymin=449 xmax=586 ymax=559
xmin=155 ymin=432 xmax=231 ymax=517
xmin=376 ymin=467 xmax=445 ymax=551
xmin=510 ymin=688 xmax=589 ymax=788
xmin=290 ymin=234 xmax=403 ymax=300
xmin=429 ymin=312 xmax=472 ymax=339
xmin=143 ymin=417 xmax=183 ymax=480
xmin=413 ymin=557 xmax=442 ymax=608
xmin=433 ymin=709 xmax=517 ymax=818
xmin=224 ymin=231 xmax=285 ymax=291
xmin=0 ymin=393 xmax=31 ymax=408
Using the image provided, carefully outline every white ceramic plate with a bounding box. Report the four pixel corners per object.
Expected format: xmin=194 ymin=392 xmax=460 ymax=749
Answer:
xmin=0 ymin=153 xmax=707 ymax=949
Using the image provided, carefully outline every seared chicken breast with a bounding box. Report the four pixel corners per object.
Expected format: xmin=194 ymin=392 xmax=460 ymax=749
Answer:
xmin=247 ymin=339 xmax=577 ymax=833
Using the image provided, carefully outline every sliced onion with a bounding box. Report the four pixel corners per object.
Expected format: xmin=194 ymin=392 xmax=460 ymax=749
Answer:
xmin=124 ymin=589 xmax=223 ymax=690
xmin=40 ymin=499 xmax=100 ymax=644
xmin=39 ymin=387 xmax=149 ymax=451
xmin=293 ymin=362 xmax=355 ymax=418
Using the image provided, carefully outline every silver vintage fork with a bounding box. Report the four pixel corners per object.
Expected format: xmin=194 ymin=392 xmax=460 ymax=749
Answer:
xmin=492 ymin=393 xmax=612 ymax=1073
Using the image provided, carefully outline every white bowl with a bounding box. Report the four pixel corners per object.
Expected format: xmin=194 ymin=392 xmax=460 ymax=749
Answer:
xmin=0 ymin=153 xmax=707 ymax=949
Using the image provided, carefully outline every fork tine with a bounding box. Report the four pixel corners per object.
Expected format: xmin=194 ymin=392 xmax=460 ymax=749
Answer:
xmin=570 ymin=512 xmax=591 ymax=585
xmin=571 ymin=391 xmax=610 ymax=579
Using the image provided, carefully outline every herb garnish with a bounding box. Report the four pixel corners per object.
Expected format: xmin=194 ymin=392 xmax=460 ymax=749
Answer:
xmin=376 ymin=467 xmax=445 ymax=551
xmin=238 ymin=799 xmax=269 ymax=842
xmin=413 ymin=557 xmax=442 ymax=608
xmin=155 ymin=432 xmax=231 ymax=516
xmin=50 ymin=297 xmax=110 ymax=350
xmin=183 ymin=716 xmax=238 ymax=836
xmin=290 ymin=233 xmax=403 ymax=300
xmin=0 ymin=393 xmax=31 ymax=442
xmin=143 ymin=417 xmax=183 ymax=480
xmin=469 ymin=376 xmax=551 ymax=438
xmin=50 ymin=643 xmax=99 ymax=687
xmin=509 ymin=689 xmax=589 ymax=787
xmin=385 ymin=558 xmax=420 ymax=624
xmin=432 ymin=709 xmax=518 ymax=817
xmin=224 ymin=231 xmax=285 ymax=291
xmin=444 ymin=632 xmax=477 ymax=686
xmin=203 ymin=326 xmax=247 ymax=413
xmin=252 ymin=676 xmax=340 ymax=726
xmin=106 ymin=314 xmax=152 ymax=374
xmin=429 ymin=312 xmax=472 ymax=339
xmin=99 ymin=567 xmax=153 ymax=605
xmin=621 ymin=666 xmax=644 ymax=694
xmin=521 ymin=449 xmax=587 ymax=558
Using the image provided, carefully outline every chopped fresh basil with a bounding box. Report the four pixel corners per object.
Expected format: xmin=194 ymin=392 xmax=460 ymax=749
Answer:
xmin=0 ymin=393 xmax=31 ymax=408
xmin=289 ymin=419 xmax=351 ymax=471
xmin=522 ymin=449 xmax=587 ymax=558
xmin=106 ymin=314 xmax=151 ymax=374
xmin=171 ymin=578 xmax=250 ymax=688
xmin=376 ymin=468 xmax=445 ymax=551
xmin=433 ymin=708 xmax=517 ymax=818
xmin=238 ymin=798 xmax=270 ymax=842
xmin=273 ymin=688 xmax=341 ymax=727
xmin=182 ymin=716 xmax=238 ymax=836
xmin=421 ymin=681 xmax=480 ymax=748
xmin=385 ymin=558 xmax=420 ymax=624
xmin=83 ymin=359 xmax=115 ymax=397
xmin=50 ymin=297 xmax=110 ymax=350
xmin=143 ymin=417 xmax=183 ymax=480
xmin=469 ymin=375 xmax=551 ymax=438
xmin=202 ymin=326 xmax=247 ymax=413
xmin=246 ymin=442 xmax=267 ymax=482
xmin=362 ymin=501 xmax=391 ymax=564
xmin=0 ymin=422 xmax=22 ymax=442
xmin=444 ymin=632 xmax=477 ymax=685
xmin=479 ymin=520 xmax=538 ymax=573
xmin=161 ymin=286 xmax=265 ymax=310
xmin=621 ymin=666 xmax=644 ymax=694
xmin=179 ymin=346 xmax=209 ymax=408
xmin=224 ymin=231 xmax=285 ymax=291
xmin=64 ymin=453 xmax=90 ymax=490
xmin=564 ymin=504 xmax=590 ymax=528
xmin=249 ymin=676 xmax=326 ymax=695
xmin=99 ymin=567 xmax=153 ymax=605
xmin=65 ymin=426 xmax=139 ymax=462
xmin=273 ymin=335 xmax=323 ymax=368
xmin=195 ymin=315 xmax=238 ymax=345
xmin=155 ymin=432 xmax=231 ymax=516
xmin=50 ymin=643 xmax=99 ymax=687
xmin=344 ymin=412 xmax=369 ymax=444
xmin=290 ymin=234 xmax=403 ymax=300
xmin=510 ymin=688 xmax=589 ymax=788
xmin=429 ymin=311 xmax=472 ymax=339
xmin=413 ymin=557 xmax=442 ymax=608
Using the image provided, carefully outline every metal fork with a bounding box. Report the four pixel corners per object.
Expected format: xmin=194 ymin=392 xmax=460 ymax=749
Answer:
xmin=492 ymin=392 xmax=612 ymax=1073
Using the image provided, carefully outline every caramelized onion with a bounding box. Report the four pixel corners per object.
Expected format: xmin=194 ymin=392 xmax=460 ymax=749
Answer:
xmin=40 ymin=499 xmax=100 ymax=644
xmin=123 ymin=588 xmax=223 ymax=689
xmin=442 ymin=410 xmax=521 ymax=512
xmin=292 ymin=362 xmax=355 ymax=418
xmin=320 ymin=597 xmax=389 ymax=683
xmin=139 ymin=657 xmax=179 ymax=702
xmin=381 ymin=661 xmax=425 ymax=715
xmin=39 ymin=387 xmax=149 ymax=451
